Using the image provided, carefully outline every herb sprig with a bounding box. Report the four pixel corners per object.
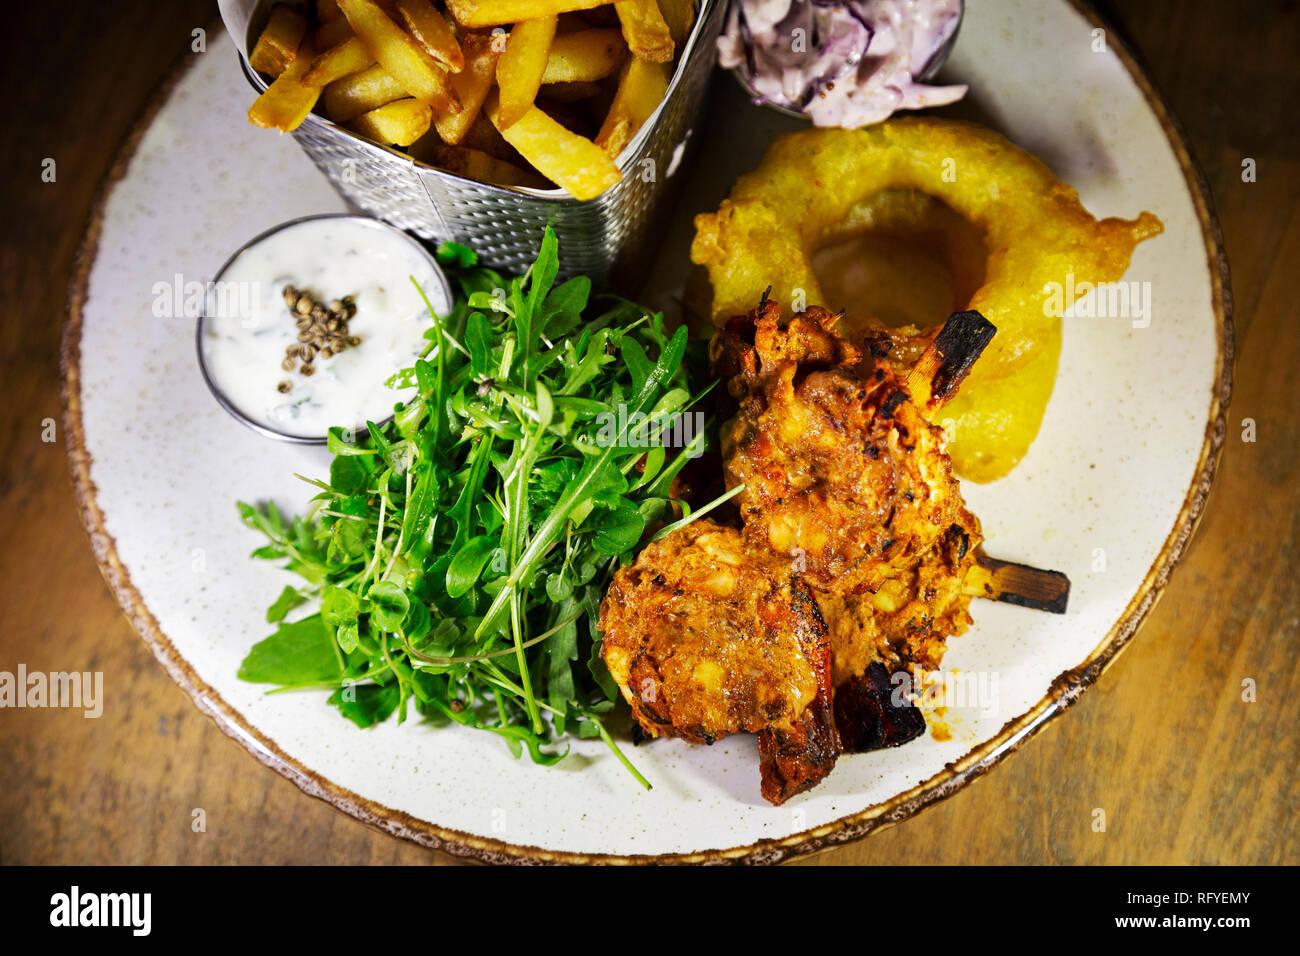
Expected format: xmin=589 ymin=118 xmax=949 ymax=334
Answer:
xmin=236 ymin=227 xmax=717 ymax=787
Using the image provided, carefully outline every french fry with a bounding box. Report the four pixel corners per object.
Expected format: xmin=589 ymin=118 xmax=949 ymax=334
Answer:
xmin=434 ymin=33 xmax=500 ymax=144
xmin=595 ymin=56 xmax=667 ymax=155
xmin=418 ymin=142 xmax=548 ymax=189
xmin=613 ymin=0 xmax=673 ymax=63
xmin=349 ymin=97 xmax=433 ymax=145
xmin=314 ymin=16 xmax=355 ymax=50
xmin=323 ymin=63 xmax=407 ymax=121
xmin=657 ymin=0 xmax=695 ymax=48
xmin=496 ymin=16 xmax=557 ymax=129
xmin=337 ymin=0 xmax=459 ymax=112
xmin=396 ymin=0 xmax=464 ymax=73
xmin=249 ymin=4 xmax=309 ymax=77
xmin=303 ymin=37 xmax=376 ymax=86
xmin=246 ymin=0 xmax=675 ymax=196
xmin=540 ymin=29 xmax=627 ymax=84
xmin=446 ymin=0 xmax=608 ymax=28
xmin=248 ymin=37 xmax=321 ymax=132
xmin=486 ymin=91 xmax=622 ymax=199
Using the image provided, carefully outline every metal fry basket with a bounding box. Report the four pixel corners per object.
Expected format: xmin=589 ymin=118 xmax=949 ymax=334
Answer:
xmin=224 ymin=1 xmax=725 ymax=290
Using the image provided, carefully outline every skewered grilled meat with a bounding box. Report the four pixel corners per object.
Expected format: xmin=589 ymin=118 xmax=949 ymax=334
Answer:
xmin=818 ymin=516 xmax=978 ymax=685
xmin=599 ymin=300 xmax=1032 ymax=804
xmin=715 ymin=301 xmax=989 ymax=745
xmin=598 ymin=520 xmax=840 ymax=803
xmin=716 ymin=298 xmax=973 ymax=597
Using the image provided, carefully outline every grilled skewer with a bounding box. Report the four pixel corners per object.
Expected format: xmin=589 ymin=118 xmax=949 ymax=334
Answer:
xmin=905 ymin=309 xmax=998 ymax=413
xmin=964 ymin=553 xmax=1070 ymax=614
xmin=601 ymin=301 xmax=1074 ymax=804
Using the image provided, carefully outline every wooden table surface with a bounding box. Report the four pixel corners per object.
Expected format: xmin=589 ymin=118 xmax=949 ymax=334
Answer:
xmin=2 ymin=0 xmax=1295 ymax=865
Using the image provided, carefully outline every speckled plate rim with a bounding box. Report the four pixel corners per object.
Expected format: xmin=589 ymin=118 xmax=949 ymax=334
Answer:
xmin=60 ymin=2 xmax=1232 ymax=865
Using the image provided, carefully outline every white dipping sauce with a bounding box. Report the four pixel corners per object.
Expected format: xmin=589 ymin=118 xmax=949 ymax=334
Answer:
xmin=200 ymin=217 xmax=452 ymax=440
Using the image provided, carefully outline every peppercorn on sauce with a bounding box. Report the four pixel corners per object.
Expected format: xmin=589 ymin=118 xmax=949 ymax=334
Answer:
xmin=200 ymin=218 xmax=450 ymax=440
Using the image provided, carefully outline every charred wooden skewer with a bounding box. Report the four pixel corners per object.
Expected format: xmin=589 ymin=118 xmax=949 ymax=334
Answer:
xmin=963 ymin=552 xmax=1070 ymax=614
xmin=905 ymin=309 xmax=998 ymax=413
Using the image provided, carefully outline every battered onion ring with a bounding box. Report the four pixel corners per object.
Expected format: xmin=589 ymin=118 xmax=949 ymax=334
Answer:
xmin=691 ymin=118 xmax=1163 ymax=482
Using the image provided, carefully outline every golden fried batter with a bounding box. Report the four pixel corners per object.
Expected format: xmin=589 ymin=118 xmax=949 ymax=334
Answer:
xmin=692 ymin=119 xmax=1163 ymax=481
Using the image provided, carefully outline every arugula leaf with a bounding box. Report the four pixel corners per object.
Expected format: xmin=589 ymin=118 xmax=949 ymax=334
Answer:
xmin=329 ymin=682 xmax=401 ymax=728
xmin=544 ymin=275 xmax=590 ymax=320
xmin=526 ymin=226 xmax=560 ymax=321
xmin=621 ymin=338 xmax=652 ymax=395
xmin=588 ymin=499 xmax=646 ymax=555
xmin=446 ymin=534 xmax=501 ymax=598
xmin=330 ymin=455 xmax=369 ymax=496
xmin=239 ymin=615 xmax=341 ymax=686
xmin=465 ymin=311 xmax=493 ymax=377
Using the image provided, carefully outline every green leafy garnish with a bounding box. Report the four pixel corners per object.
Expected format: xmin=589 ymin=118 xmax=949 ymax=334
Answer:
xmin=236 ymin=227 xmax=722 ymax=789
xmin=238 ymin=615 xmax=342 ymax=687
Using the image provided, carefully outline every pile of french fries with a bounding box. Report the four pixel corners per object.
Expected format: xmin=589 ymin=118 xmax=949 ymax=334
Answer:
xmin=247 ymin=0 xmax=696 ymax=200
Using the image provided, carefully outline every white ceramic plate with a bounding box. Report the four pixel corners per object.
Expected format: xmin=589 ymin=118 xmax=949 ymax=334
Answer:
xmin=64 ymin=0 xmax=1229 ymax=863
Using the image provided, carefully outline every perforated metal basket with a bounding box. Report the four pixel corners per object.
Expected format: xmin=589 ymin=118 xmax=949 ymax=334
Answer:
xmin=231 ymin=1 xmax=725 ymax=291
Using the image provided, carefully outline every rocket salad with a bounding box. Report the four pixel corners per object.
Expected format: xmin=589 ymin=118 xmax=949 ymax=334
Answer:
xmin=235 ymin=228 xmax=731 ymax=787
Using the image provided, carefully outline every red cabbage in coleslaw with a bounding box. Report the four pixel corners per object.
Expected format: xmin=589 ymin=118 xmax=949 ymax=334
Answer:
xmin=719 ymin=0 xmax=967 ymax=128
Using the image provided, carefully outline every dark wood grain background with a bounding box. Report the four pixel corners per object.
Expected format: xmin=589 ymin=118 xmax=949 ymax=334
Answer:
xmin=1 ymin=0 xmax=1295 ymax=865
